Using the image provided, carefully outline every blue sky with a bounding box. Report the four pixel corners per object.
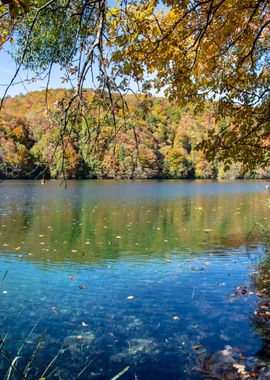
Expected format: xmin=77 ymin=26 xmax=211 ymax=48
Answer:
xmin=0 ymin=49 xmax=74 ymax=97
xmin=0 ymin=46 xmax=164 ymax=98
xmin=0 ymin=50 xmax=144 ymax=98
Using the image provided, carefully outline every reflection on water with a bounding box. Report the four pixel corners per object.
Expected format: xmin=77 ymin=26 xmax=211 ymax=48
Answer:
xmin=0 ymin=180 xmax=269 ymax=379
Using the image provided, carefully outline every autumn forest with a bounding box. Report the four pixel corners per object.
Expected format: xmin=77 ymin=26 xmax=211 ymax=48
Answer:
xmin=1 ymin=89 xmax=269 ymax=180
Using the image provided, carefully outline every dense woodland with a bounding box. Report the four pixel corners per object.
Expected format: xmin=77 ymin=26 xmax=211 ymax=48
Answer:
xmin=0 ymin=0 xmax=269 ymax=179
xmin=0 ymin=89 xmax=269 ymax=180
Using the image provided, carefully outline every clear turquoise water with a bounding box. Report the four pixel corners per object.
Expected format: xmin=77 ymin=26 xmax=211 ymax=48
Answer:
xmin=0 ymin=180 xmax=269 ymax=379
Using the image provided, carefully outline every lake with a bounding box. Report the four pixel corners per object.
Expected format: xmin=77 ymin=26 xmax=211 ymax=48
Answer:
xmin=0 ymin=180 xmax=269 ymax=379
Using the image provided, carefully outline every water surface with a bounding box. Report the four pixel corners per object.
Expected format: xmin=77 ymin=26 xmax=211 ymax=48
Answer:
xmin=0 ymin=180 xmax=269 ymax=379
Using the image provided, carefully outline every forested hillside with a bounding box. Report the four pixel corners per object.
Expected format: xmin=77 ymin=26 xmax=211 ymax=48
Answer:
xmin=0 ymin=89 xmax=269 ymax=180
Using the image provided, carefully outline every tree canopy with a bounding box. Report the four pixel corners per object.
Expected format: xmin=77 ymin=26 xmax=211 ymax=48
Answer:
xmin=0 ymin=0 xmax=269 ymax=174
xmin=2 ymin=88 xmax=270 ymax=179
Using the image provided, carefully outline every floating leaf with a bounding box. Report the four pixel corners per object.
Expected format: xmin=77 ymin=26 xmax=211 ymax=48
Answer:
xmin=192 ymin=344 xmax=203 ymax=350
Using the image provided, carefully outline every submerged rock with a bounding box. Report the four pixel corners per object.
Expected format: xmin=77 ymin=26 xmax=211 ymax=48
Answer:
xmin=63 ymin=332 xmax=94 ymax=353
xmin=111 ymin=338 xmax=159 ymax=362
xmin=127 ymin=339 xmax=158 ymax=355
xmin=203 ymin=346 xmax=251 ymax=379
xmin=258 ymin=365 xmax=270 ymax=380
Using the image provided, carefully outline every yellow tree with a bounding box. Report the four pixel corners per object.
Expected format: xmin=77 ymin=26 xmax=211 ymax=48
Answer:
xmin=0 ymin=0 xmax=269 ymax=171
xmin=109 ymin=0 xmax=270 ymax=170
